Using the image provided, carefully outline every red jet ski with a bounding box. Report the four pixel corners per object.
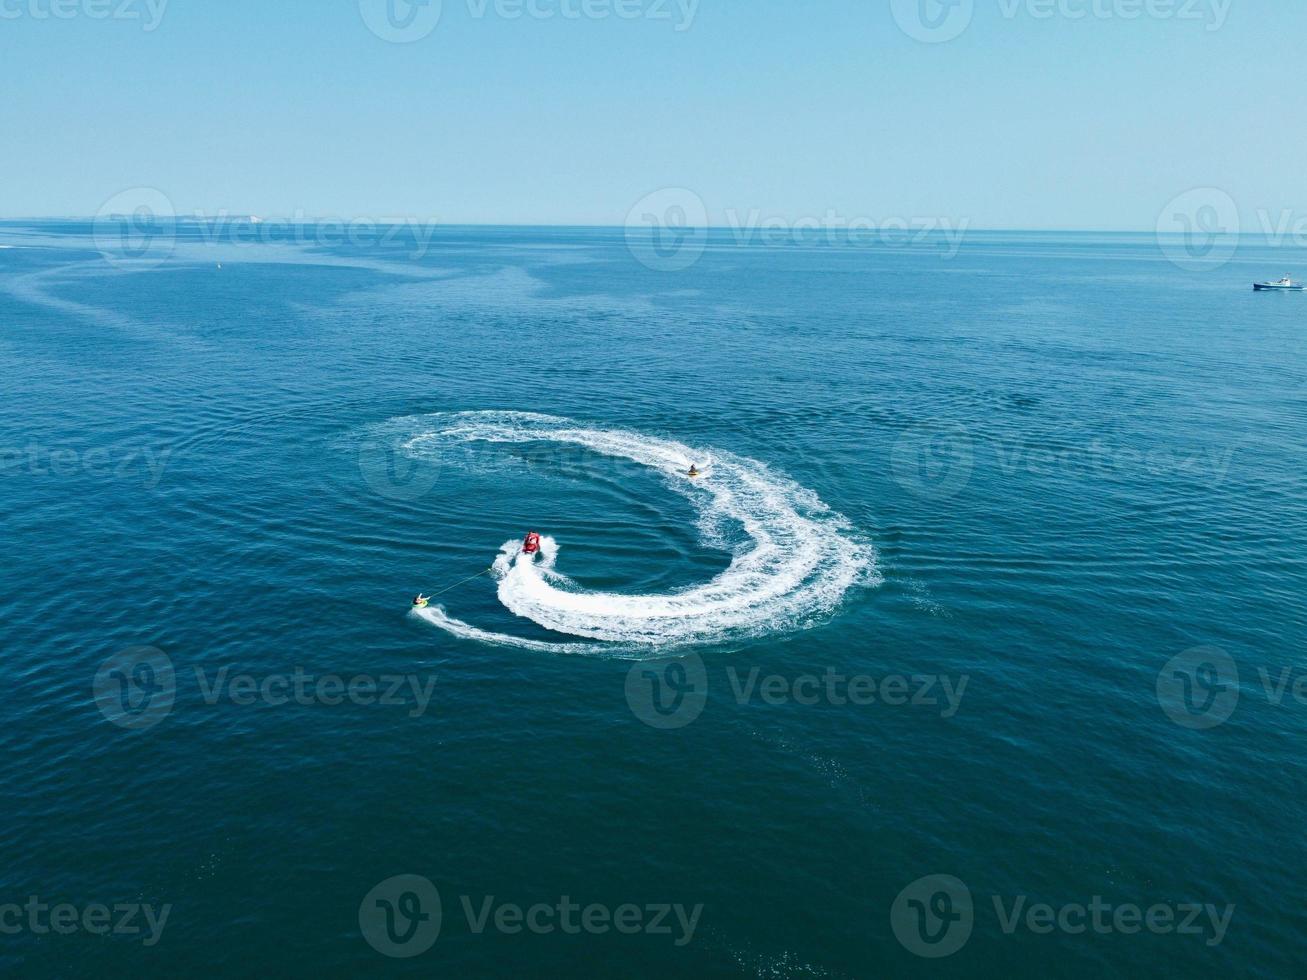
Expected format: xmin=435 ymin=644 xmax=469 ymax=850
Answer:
xmin=522 ymin=531 xmax=542 ymax=555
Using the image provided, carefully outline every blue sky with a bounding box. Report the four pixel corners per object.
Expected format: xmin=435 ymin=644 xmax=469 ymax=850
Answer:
xmin=2 ymin=0 xmax=1302 ymax=228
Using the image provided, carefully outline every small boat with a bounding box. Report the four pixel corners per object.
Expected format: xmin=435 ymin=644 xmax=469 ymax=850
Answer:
xmin=522 ymin=531 xmax=542 ymax=555
xmin=1253 ymin=277 xmax=1305 ymax=291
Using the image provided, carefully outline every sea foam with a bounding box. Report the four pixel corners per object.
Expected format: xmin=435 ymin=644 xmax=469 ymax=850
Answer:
xmin=400 ymin=411 xmax=876 ymax=654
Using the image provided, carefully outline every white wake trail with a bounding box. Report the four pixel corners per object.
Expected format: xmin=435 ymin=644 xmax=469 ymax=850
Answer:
xmin=401 ymin=411 xmax=876 ymax=653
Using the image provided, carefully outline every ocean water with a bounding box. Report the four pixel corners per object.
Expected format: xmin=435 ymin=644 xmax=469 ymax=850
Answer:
xmin=1 ymin=221 xmax=1304 ymax=978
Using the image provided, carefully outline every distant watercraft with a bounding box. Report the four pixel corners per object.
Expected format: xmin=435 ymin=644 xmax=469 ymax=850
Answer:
xmin=1253 ymin=277 xmax=1305 ymax=291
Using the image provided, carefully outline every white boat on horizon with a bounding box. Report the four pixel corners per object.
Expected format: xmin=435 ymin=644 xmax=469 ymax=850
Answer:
xmin=1253 ymin=277 xmax=1305 ymax=291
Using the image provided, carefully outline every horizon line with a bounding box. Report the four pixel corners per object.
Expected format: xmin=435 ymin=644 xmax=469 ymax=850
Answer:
xmin=0 ymin=217 xmax=1274 ymax=236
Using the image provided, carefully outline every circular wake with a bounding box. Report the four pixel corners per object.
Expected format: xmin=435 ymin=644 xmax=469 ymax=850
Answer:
xmin=393 ymin=411 xmax=877 ymax=654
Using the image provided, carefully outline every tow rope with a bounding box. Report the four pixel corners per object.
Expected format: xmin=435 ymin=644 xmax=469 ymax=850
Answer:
xmin=421 ymin=566 xmax=495 ymax=602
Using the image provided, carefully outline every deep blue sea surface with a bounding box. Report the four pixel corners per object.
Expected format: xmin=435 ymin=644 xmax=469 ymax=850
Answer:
xmin=1 ymin=222 xmax=1304 ymax=977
